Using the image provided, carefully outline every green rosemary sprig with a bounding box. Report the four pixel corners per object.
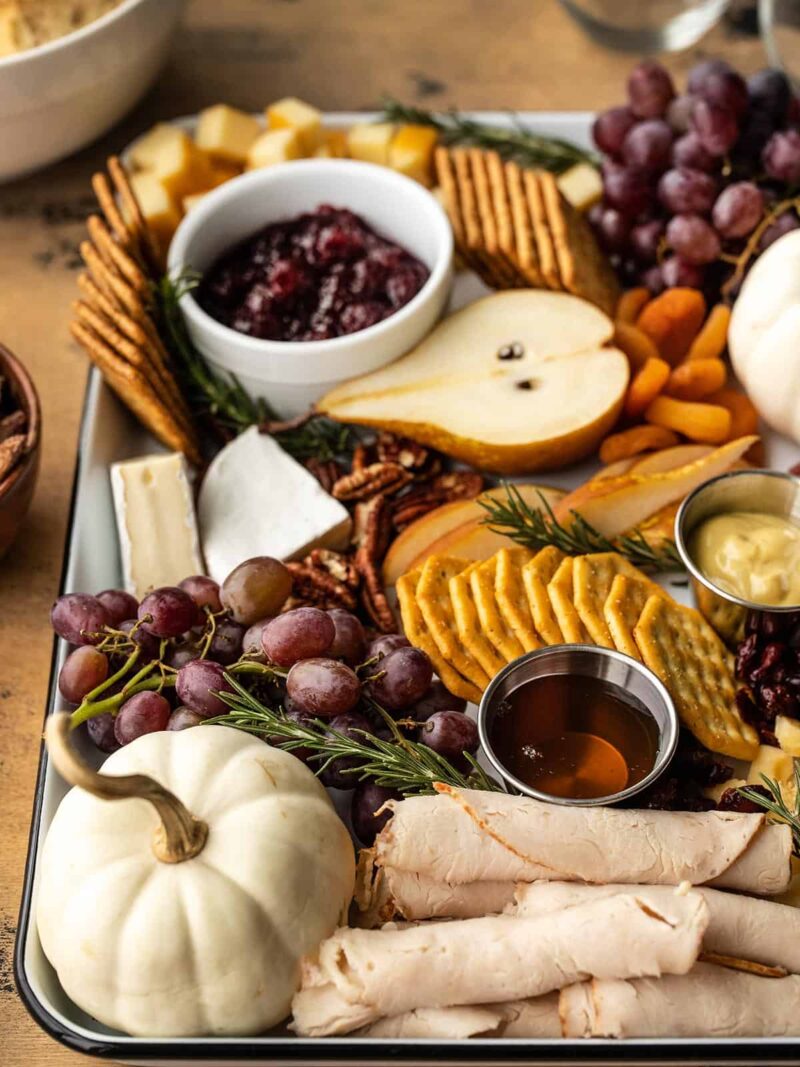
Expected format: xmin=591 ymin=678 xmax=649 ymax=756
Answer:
xmin=380 ymin=98 xmax=598 ymax=174
xmin=156 ymin=272 xmax=268 ymax=433
xmin=156 ymin=272 xmax=354 ymax=462
xmin=209 ymin=676 xmax=503 ymax=797
xmin=478 ymin=484 xmax=684 ymax=573
xmin=737 ymin=768 xmax=800 ymax=858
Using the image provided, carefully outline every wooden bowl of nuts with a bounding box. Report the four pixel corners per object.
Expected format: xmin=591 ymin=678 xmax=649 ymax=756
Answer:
xmin=0 ymin=344 xmax=41 ymax=559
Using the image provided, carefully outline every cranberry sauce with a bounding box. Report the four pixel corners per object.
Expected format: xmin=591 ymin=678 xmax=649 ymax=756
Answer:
xmin=198 ymin=205 xmax=429 ymax=342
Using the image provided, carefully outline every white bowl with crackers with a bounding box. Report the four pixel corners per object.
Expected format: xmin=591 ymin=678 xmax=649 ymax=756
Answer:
xmin=0 ymin=0 xmax=184 ymax=182
xmin=167 ymin=158 xmax=454 ymax=418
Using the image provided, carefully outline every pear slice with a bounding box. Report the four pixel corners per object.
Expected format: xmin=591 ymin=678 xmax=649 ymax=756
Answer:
xmin=381 ymin=484 xmax=565 ymax=587
xmin=318 ymin=291 xmax=629 ymax=475
xmin=554 ymin=435 xmax=758 ymax=539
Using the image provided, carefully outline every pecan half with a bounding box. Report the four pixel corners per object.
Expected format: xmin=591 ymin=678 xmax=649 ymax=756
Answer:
xmin=350 ymin=441 xmax=370 ymax=475
xmin=352 ymin=494 xmax=393 ymax=561
xmin=285 ymin=560 xmax=358 ymax=612
xmin=308 ymin=547 xmax=359 ymax=588
xmin=259 ymin=410 xmax=315 ymax=435
xmin=332 ymin=461 xmax=412 ymax=502
xmin=391 ymin=470 xmax=485 ymax=529
xmin=359 ymin=563 xmax=396 ymax=633
xmin=0 ymin=433 xmax=26 ymax=482
xmin=376 ymin=432 xmax=430 ymax=471
xmin=304 ymin=457 xmax=342 ymax=494
xmin=0 ymin=410 xmax=26 ymax=444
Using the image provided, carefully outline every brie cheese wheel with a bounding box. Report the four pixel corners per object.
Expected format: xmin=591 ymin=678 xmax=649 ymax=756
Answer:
xmin=198 ymin=427 xmax=352 ymax=582
xmin=111 ymin=452 xmax=204 ymax=598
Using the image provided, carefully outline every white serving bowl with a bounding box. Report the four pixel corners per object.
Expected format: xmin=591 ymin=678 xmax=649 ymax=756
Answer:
xmin=0 ymin=0 xmax=184 ymax=182
xmin=167 ymin=158 xmax=454 ymax=417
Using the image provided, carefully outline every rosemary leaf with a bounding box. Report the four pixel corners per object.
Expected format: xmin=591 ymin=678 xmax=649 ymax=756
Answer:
xmin=156 ymin=273 xmax=353 ymax=463
xmin=208 ymin=676 xmax=504 ymax=797
xmin=478 ymin=484 xmax=684 ymax=573
xmin=737 ymin=767 xmax=800 ymax=858
xmin=380 ymin=99 xmax=598 ymax=174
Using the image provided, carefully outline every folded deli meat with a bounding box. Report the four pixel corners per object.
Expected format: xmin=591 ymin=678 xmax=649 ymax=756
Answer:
xmin=366 ymin=785 xmax=793 ymax=896
xmin=291 ymin=890 xmax=708 ymax=1036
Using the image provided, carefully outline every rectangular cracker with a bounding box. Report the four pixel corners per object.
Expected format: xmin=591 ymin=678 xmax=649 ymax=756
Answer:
xmin=522 ymin=546 xmax=566 ymax=646
xmin=573 ymin=553 xmax=657 ymax=649
xmin=450 ymin=562 xmax=507 ymax=678
xmin=470 ymin=555 xmax=525 ymax=663
xmin=524 ymin=170 xmax=562 ymax=290
xmin=633 ymin=595 xmax=759 ymax=761
xmin=505 ymin=161 xmax=544 ymax=287
xmin=451 ymin=147 xmax=505 ymax=289
xmin=539 ymin=169 xmax=620 ymax=316
xmin=547 ymin=556 xmax=591 ymax=644
xmin=495 ymin=547 xmax=540 ymax=652
xmin=434 ymin=146 xmax=478 ymax=273
xmin=604 ymin=573 xmax=657 ymax=662
xmin=417 ymin=556 xmax=491 ymax=691
xmin=396 ymin=569 xmax=482 ymax=704
xmin=486 ymin=151 xmax=520 ymax=275
xmin=468 ymin=148 xmax=521 ymax=288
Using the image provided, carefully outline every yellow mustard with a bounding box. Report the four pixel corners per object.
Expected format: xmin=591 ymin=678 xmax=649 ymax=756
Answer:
xmin=689 ymin=511 xmax=800 ymax=607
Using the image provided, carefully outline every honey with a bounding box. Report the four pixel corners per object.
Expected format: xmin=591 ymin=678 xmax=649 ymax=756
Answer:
xmin=488 ymin=673 xmax=659 ymax=800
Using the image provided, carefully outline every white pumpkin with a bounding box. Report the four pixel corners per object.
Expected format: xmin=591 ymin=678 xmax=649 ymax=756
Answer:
xmin=729 ymin=229 xmax=800 ymax=444
xmin=37 ymin=716 xmax=354 ymax=1037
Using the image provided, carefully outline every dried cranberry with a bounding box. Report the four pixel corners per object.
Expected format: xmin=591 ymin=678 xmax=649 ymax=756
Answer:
xmin=761 ymin=612 xmax=788 ymax=640
xmin=198 ymin=204 xmax=429 ymax=343
xmin=735 ymin=632 xmax=760 ymax=681
xmin=716 ymin=784 xmax=770 ymax=813
xmin=759 ymin=682 xmax=798 ymax=720
xmin=750 ymin=642 xmax=786 ymax=686
xmin=340 ymin=301 xmax=385 ymax=334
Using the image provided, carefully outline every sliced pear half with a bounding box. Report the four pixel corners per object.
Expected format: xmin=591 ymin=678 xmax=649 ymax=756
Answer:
xmin=319 ymin=291 xmax=629 ymax=475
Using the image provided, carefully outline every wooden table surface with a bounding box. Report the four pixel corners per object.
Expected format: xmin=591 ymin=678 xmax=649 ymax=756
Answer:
xmin=0 ymin=1 xmax=768 ymax=1062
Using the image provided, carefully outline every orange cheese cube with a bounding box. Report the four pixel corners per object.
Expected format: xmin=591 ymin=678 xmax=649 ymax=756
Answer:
xmin=389 ymin=124 xmax=438 ymax=184
xmin=195 ymin=104 xmax=261 ymax=164
xmin=346 ymin=122 xmax=395 ymax=165
xmin=128 ymin=172 xmax=181 ymax=247
xmin=246 ymin=128 xmax=303 ymax=170
xmin=266 ymin=97 xmax=322 ymax=154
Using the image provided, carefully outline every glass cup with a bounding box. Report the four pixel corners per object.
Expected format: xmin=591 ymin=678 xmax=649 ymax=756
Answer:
xmin=760 ymin=0 xmax=800 ymax=87
xmin=558 ymin=0 xmax=731 ymax=52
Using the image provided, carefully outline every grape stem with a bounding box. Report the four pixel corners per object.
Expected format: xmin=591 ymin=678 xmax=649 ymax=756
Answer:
xmin=68 ymin=658 xmax=284 ymax=728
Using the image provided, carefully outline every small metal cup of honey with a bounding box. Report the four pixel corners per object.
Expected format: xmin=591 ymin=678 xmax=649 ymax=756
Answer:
xmin=477 ymin=645 xmax=679 ymax=806
xmin=675 ymin=469 xmax=800 ymax=644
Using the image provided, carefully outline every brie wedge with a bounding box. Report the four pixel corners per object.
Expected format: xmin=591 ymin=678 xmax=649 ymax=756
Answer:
xmin=111 ymin=453 xmax=204 ymax=598
xmin=198 ymin=427 xmax=352 ymax=582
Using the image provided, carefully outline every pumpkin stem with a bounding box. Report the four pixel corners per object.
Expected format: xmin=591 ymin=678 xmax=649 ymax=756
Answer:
xmin=45 ymin=712 xmax=208 ymax=864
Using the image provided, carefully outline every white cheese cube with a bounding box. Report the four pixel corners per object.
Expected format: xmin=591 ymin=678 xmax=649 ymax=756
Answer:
xmin=346 ymin=123 xmax=395 ymax=165
xmin=111 ymin=453 xmax=204 ymax=598
xmin=557 ymin=162 xmax=603 ymax=213
xmin=198 ymin=426 xmax=352 ymax=583
xmin=776 ymin=715 xmax=800 ymax=758
xmin=196 ymin=104 xmax=262 ymax=163
xmin=748 ymin=744 xmax=797 ymax=808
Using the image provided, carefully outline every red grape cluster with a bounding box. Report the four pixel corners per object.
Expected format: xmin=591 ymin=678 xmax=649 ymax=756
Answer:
xmin=51 ymin=558 xmax=479 ymax=846
xmin=590 ymin=60 xmax=800 ymax=297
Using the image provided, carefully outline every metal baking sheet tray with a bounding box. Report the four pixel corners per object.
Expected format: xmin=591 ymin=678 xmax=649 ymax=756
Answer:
xmin=15 ymin=112 xmax=800 ymax=1065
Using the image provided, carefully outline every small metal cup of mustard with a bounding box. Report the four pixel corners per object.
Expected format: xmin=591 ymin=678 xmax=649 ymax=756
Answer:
xmin=477 ymin=645 xmax=679 ymax=807
xmin=675 ymin=469 xmax=800 ymax=643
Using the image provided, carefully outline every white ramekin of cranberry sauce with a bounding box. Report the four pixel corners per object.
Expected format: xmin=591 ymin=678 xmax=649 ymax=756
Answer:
xmin=168 ymin=158 xmax=454 ymax=417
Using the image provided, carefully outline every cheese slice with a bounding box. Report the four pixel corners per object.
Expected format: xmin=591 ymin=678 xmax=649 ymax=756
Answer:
xmin=556 ymin=162 xmax=603 ymax=213
xmin=111 ymin=452 xmax=204 ymax=598
xmin=198 ymin=426 xmax=352 ymax=582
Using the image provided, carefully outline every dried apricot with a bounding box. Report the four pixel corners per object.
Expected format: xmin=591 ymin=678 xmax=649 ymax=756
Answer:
xmin=686 ymin=304 xmax=731 ymax=362
xmin=599 ymin=425 xmax=680 ymax=465
xmin=616 ymin=287 xmax=651 ymax=324
xmin=666 ymin=359 xmax=727 ymax=401
xmin=644 ymin=395 xmax=732 ymax=444
xmin=614 ymin=320 xmax=661 ymax=372
xmin=624 ymin=357 xmax=671 ymax=420
xmin=636 ymin=288 xmax=707 ymax=364
xmin=706 ymin=387 xmax=760 ymax=439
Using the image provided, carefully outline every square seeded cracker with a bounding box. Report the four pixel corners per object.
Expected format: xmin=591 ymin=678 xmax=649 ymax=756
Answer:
xmin=524 ymin=169 xmax=563 ymax=291
xmin=504 ymin=160 xmax=544 ymax=287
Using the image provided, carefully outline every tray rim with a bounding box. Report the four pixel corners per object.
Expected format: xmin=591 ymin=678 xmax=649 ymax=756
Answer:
xmin=14 ymin=108 xmax=800 ymax=1065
